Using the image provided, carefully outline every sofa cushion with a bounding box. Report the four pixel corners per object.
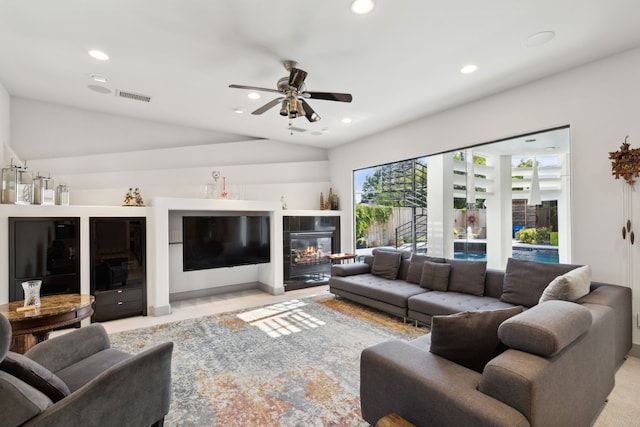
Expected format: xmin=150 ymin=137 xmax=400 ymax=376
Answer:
xmin=539 ymin=265 xmax=592 ymax=303
xmin=0 ymin=351 xmax=70 ymax=402
xmin=500 ymin=258 xmax=582 ymax=307
xmin=430 ymin=306 xmax=524 ymax=373
xmin=330 ymin=274 xmax=426 ymax=308
xmin=331 ymin=262 xmax=371 ymax=277
xmin=408 ymin=291 xmax=517 ymax=318
xmin=498 ymin=300 xmax=592 ymax=357
xmin=0 ymin=314 xmax=10 ymax=362
xmin=406 ymin=254 xmax=447 ymax=284
xmin=371 ymin=250 xmax=403 ymax=280
xmin=419 ymin=261 xmax=451 ymax=291
xmin=0 ymin=371 xmax=53 ymax=427
xmin=446 ymin=259 xmax=487 ymax=296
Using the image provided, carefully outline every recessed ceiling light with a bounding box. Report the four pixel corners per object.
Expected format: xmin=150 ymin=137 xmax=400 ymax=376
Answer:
xmin=342 ymin=117 xmax=352 ymax=124
xmin=247 ymin=92 xmax=261 ymax=100
xmin=88 ymin=85 xmax=111 ymax=94
xmin=524 ymin=31 xmax=555 ymax=47
xmin=351 ymin=0 xmax=375 ymax=15
xmin=91 ymin=74 xmax=108 ymax=83
xmin=460 ymin=64 xmax=477 ymax=74
xmin=233 ymin=108 xmax=244 ymax=114
xmin=545 ymin=146 xmax=556 ymax=151
xmin=88 ymin=50 xmax=109 ymax=61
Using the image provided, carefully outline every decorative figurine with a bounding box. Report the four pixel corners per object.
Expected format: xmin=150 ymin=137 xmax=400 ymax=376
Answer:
xmin=133 ymin=188 xmax=145 ymax=206
xmin=122 ymin=187 xmax=145 ymax=206
xmin=122 ymin=188 xmax=134 ymax=206
xmin=281 ymin=196 xmax=288 ymax=210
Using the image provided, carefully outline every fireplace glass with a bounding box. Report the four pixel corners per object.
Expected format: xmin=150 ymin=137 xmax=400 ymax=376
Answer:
xmin=288 ymin=232 xmax=333 ymax=286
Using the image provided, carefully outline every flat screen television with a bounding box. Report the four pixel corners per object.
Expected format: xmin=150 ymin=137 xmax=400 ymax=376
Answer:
xmin=182 ymin=215 xmax=270 ymax=271
xmin=9 ymin=217 xmax=80 ymax=301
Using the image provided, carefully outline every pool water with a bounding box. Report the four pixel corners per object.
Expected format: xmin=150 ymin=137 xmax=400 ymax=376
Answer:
xmin=454 ymin=249 xmax=559 ymax=263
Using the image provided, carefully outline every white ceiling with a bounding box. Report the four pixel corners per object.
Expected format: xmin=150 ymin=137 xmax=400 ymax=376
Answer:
xmin=1 ymin=0 xmax=639 ymax=158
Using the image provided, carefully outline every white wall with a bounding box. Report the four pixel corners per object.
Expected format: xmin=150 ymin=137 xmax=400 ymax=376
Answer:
xmin=12 ymin=98 xmax=334 ymax=210
xmin=0 ymin=82 xmax=9 ymax=166
xmin=330 ymin=47 xmax=640 ymax=346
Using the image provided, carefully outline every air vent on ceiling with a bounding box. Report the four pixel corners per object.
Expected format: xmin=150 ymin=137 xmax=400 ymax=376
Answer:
xmin=116 ymin=89 xmax=151 ymax=103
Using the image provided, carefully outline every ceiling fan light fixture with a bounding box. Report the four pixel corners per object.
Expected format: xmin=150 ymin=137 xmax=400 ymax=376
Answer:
xmin=289 ymin=97 xmax=299 ymax=115
xmin=351 ymin=0 xmax=375 ymax=15
xmin=279 ymin=100 xmax=289 ymax=116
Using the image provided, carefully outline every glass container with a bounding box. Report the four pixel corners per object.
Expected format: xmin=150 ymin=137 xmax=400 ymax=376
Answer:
xmin=56 ymin=183 xmax=70 ymax=205
xmin=22 ymin=280 xmax=42 ymax=307
xmin=34 ymin=174 xmax=55 ymax=205
xmin=2 ymin=163 xmax=33 ymax=204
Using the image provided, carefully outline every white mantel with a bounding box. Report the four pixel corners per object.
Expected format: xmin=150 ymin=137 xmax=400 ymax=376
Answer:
xmin=0 ymin=198 xmax=345 ymax=315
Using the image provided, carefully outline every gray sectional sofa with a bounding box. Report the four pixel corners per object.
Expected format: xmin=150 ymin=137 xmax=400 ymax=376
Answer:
xmin=328 ymin=249 xmax=632 ymax=427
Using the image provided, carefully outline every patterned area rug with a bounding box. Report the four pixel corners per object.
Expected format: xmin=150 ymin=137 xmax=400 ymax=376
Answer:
xmin=109 ymin=296 xmax=426 ymax=427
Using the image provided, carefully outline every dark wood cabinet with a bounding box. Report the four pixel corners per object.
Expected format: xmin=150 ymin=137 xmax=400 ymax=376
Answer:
xmin=90 ymin=217 xmax=146 ymax=322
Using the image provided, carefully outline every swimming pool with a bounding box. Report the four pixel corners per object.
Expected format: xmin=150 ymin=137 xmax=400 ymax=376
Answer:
xmin=454 ymin=249 xmax=559 ymax=263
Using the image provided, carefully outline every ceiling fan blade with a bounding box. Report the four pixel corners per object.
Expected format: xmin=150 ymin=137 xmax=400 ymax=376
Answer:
xmin=229 ymin=84 xmax=282 ymax=95
xmin=288 ymin=68 xmax=308 ymax=90
xmin=304 ymin=91 xmax=353 ymax=102
xmin=300 ymin=99 xmax=321 ymax=122
xmin=252 ymin=97 xmax=284 ymax=115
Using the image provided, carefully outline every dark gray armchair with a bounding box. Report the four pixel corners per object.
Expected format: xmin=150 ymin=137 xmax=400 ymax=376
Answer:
xmin=0 ymin=313 xmax=173 ymax=427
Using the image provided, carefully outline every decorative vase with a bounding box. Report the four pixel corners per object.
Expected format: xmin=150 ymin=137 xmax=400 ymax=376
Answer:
xmin=22 ymin=280 xmax=42 ymax=307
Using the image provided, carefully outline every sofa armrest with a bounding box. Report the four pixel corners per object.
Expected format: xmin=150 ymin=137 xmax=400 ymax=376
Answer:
xmin=331 ymin=262 xmax=371 ymax=277
xmin=25 ymin=324 xmax=111 ymax=373
xmin=23 ymin=342 xmax=173 ymax=427
xmin=360 ymin=340 xmax=529 ymax=427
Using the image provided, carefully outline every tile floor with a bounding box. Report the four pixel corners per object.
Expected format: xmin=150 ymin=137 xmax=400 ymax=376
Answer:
xmin=100 ymin=285 xmax=332 ymax=334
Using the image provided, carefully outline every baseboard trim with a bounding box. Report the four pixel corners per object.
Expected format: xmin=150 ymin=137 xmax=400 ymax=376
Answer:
xmin=149 ymin=304 xmax=172 ymax=316
xmin=169 ymin=282 xmax=260 ymax=302
xmin=629 ymin=343 xmax=640 ymax=358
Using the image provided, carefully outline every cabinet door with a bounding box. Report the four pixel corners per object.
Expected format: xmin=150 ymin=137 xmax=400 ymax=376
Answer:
xmin=90 ymin=217 xmax=146 ymax=322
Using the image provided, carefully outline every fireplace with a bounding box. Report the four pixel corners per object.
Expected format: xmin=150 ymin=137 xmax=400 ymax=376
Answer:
xmin=283 ymin=215 xmax=340 ymax=291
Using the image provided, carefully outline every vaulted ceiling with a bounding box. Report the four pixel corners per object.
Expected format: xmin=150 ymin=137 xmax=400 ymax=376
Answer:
xmin=1 ymin=0 xmax=639 ymax=159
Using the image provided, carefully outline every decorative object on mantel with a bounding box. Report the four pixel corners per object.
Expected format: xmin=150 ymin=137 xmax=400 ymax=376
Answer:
xmin=33 ymin=172 xmax=55 ymax=205
xmin=1 ymin=159 xmax=34 ymax=205
xmin=221 ymin=176 xmax=228 ymax=199
xmin=55 ymin=183 xmax=70 ymax=205
xmin=281 ymin=196 xmax=288 ymax=210
xmin=201 ymin=170 xmax=221 ymax=199
xmin=319 ymin=188 xmax=339 ymax=210
xmin=122 ymin=187 xmax=145 ymax=206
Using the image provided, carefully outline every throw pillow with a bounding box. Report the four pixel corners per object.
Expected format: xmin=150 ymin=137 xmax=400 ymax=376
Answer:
xmin=371 ymin=250 xmax=402 ymax=280
xmin=447 ymin=259 xmax=487 ymax=296
xmin=419 ymin=261 xmax=451 ymax=291
xmin=539 ymin=265 xmax=592 ymax=303
xmin=406 ymin=254 xmax=446 ymax=284
xmin=430 ymin=306 xmax=524 ymax=373
xmin=500 ymin=258 xmax=583 ymax=307
xmin=499 ymin=300 xmax=592 ymax=357
xmin=0 ymin=351 xmax=70 ymax=402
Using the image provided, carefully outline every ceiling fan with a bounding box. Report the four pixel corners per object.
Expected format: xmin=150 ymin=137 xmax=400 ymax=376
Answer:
xmin=229 ymin=61 xmax=352 ymax=122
